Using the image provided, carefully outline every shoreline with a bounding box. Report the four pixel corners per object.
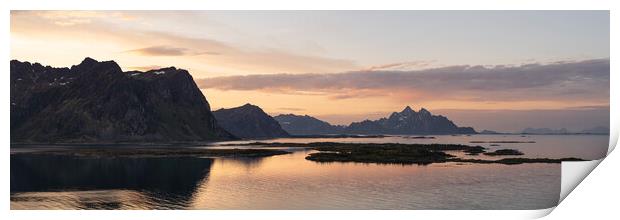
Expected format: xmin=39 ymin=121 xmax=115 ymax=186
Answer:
xmin=11 ymin=141 xmax=589 ymax=166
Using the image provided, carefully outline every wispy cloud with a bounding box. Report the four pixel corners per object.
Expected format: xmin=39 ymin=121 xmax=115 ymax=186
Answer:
xmin=361 ymin=60 xmax=438 ymax=71
xmin=18 ymin=11 xmax=135 ymax=26
xmin=125 ymin=46 xmax=221 ymax=56
xmin=197 ymin=59 xmax=610 ymax=103
xmin=11 ymin=11 xmax=358 ymax=75
xmin=126 ymin=46 xmax=188 ymax=56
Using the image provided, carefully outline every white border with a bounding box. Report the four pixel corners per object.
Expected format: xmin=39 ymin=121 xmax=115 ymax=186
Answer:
xmin=2 ymin=0 xmax=614 ymax=10
xmin=2 ymin=1 xmax=616 ymax=219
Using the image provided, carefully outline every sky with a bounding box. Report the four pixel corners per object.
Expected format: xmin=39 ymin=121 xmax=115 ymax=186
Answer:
xmin=10 ymin=11 xmax=610 ymax=132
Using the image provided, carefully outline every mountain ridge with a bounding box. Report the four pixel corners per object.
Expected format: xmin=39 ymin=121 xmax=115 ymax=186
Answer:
xmin=273 ymin=114 xmax=345 ymax=135
xmin=213 ymin=103 xmax=290 ymax=139
xmin=11 ymin=58 xmax=235 ymax=143
xmin=275 ymin=106 xmax=477 ymax=135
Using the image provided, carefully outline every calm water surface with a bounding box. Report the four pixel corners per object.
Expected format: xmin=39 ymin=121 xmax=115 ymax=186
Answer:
xmin=10 ymin=135 xmax=609 ymax=209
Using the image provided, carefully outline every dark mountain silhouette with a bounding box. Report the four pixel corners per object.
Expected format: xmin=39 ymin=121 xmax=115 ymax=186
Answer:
xmin=213 ymin=104 xmax=290 ymax=139
xmin=479 ymin=129 xmax=502 ymax=134
xmin=276 ymin=106 xmax=476 ymax=135
xmin=11 ymin=154 xmax=214 ymax=209
xmin=346 ymin=106 xmax=476 ymax=134
xmin=273 ymin=114 xmax=345 ymax=135
xmin=10 ymin=58 xmax=235 ymax=143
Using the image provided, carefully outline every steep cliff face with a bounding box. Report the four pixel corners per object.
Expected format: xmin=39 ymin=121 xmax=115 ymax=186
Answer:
xmin=213 ymin=104 xmax=290 ymax=139
xmin=10 ymin=58 xmax=235 ymax=143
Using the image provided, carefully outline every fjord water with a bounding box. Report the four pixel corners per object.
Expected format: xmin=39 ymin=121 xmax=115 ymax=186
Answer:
xmin=10 ymin=135 xmax=608 ymax=209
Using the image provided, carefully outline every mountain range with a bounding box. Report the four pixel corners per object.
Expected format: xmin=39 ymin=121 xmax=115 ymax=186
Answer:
xmin=275 ymin=106 xmax=476 ymax=135
xmin=11 ymin=58 xmax=480 ymax=143
xmin=11 ymin=58 xmax=234 ymax=143
xmin=273 ymin=114 xmax=345 ymax=135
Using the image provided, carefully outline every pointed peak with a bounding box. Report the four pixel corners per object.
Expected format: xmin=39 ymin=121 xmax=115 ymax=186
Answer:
xmin=238 ymin=103 xmax=263 ymax=111
xmin=79 ymin=57 xmax=99 ymax=66
xmin=419 ymin=107 xmax=430 ymax=114
xmin=402 ymin=106 xmax=415 ymax=113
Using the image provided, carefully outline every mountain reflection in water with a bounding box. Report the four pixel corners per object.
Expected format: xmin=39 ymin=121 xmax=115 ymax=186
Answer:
xmin=10 ymin=154 xmax=220 ymax=209
xmin=11 ymin=134 xmax=607 ymax=210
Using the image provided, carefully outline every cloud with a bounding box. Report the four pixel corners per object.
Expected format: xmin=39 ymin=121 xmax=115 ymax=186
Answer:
xmin=126 ymin=46 xmax=190 ymax=56
xmin=361 ymin=60 xmax=438 ymax=71
xmin=11 ymin=11 xmax=358 ymax=75
xmin=19 ymin=11 xmax=135 ymax=26
xmin=125 ymin=46 xmax=222 ymax=56
xmin=197 ymin=59 xmax=610 ymax=103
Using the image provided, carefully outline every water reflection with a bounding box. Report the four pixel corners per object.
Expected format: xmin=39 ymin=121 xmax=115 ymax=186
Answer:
xmin=11 ymin=134 xmax=605 ymax=210
xmin=11 ymin=155 xmax=213 ymax=209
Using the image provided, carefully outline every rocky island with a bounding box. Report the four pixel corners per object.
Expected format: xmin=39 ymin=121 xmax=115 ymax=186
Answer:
xmin=218 ymin=142 xmax=585 ymax=165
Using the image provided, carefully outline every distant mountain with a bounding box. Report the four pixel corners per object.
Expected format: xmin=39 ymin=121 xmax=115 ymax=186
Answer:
xmin=479 ymin=130 xmax=501 ymax=134
xmin=346 ymin=106 xmax=476 ymax=135
xmin=273 ymin=114 xmax=345 ymax=135
xmin=580 ymin=126 xmax=609 ymax=134
xmin=276 ymin=106 xmax=476 ymax=135
xmin=521 ymin=127 xmax=569 ymax=134
xmin=10 ymin=58 xmax=235 ymax=143
xmin=213 ymin=104 xmax=290 ymax=139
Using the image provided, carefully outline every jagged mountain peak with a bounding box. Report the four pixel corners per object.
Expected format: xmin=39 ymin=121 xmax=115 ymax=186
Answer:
xmin=402 ymin=106 xmax=415 ymax=113
xmin=71 ymin=57 xmax=122 ymax=75
xmin=79 ymin=57 xmax=99 ymax=66
xmin=419 ymin=107 xmax=431 ymax=115
xmin=275 ymin=106 xmax=476 ymax=135
xmin=348 ymin=106 xmax=475 ymax=135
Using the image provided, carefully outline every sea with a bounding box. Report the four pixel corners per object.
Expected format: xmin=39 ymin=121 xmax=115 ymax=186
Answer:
xmin=10 ymin=134 xmax=609 ymax=210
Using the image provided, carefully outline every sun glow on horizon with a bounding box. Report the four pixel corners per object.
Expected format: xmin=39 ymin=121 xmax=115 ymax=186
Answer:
xmin=10 ymin=10 xmax=610 ymax=131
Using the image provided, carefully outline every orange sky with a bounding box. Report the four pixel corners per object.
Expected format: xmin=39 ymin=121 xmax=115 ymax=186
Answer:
xmin=10 ymin=11 xmax=610 ymax=131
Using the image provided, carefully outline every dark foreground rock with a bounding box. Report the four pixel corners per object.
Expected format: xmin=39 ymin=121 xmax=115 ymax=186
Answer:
xmin=223 ymin=142 xmax=586 ymax=165
xmin=483 ymin=149 xmax=524 ymax=156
